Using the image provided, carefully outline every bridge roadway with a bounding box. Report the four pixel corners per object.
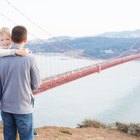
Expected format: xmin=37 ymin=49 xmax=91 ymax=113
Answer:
xmin=33 ymin=54 xmax=140 ymax=95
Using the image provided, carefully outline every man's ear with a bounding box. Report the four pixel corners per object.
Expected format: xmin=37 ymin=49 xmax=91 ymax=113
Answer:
xmin=24 ymin=38 xmax=27 ymax=43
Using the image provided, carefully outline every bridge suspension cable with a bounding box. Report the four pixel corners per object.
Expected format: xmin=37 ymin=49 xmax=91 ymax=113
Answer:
xmin=4 ymin=0 xmax=99 ymax=60
xmin=115 ymin=39 xmax=140 ymax=58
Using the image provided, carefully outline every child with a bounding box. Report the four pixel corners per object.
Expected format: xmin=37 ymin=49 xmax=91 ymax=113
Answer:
xmin=0 ymin=27 xmax=28 ymax=57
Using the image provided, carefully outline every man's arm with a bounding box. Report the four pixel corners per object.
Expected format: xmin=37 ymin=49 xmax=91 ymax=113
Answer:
xmin=30 ymin=56 xmax=41 ymax=92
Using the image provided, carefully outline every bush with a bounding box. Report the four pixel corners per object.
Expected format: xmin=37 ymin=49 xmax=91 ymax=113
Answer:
xmin=77 ymin=119 xmax=107 ymax=128
xmin=116 ymin=122 xmax=140 ymax=136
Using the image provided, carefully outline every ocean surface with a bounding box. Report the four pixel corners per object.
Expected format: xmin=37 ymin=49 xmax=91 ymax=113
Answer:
xmin=33 ymin=53 xmax=140 ymax=128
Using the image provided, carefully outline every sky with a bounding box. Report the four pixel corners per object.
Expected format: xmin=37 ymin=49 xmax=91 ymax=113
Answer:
xmin=1 ymin=0 xmax=140 ymax=40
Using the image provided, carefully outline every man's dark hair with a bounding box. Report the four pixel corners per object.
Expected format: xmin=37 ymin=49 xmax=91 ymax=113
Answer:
xmin=11 ymin=25 xmax=27 ymax=43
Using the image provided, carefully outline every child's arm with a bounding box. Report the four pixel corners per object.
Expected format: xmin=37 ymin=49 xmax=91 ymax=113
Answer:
xmin=0 ymin=48 xmax=29 ymax=57
xmin=15 ymin=48 xmax=29 ymax=56
xmin=0 ymin=49 xmax=16 ymax=57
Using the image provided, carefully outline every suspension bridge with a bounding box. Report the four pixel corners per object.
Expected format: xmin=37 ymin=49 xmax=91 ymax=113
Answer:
xmin=33 ymin=53 xmax=140 ymax=94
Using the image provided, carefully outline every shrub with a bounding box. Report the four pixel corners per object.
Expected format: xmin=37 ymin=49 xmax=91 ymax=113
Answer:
xmin=77 ymin=119 xmax=107 ymax=128
xmin=116 ymin=122 xmax=140 ymax=136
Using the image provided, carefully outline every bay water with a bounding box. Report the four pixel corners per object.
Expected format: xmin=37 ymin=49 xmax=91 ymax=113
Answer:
xmin=33 ymin=53 xmax=140 ymax=128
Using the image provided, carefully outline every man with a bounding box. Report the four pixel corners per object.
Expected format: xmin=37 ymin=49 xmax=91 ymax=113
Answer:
xmin=0 ymin=25 xmax=41 ymax=140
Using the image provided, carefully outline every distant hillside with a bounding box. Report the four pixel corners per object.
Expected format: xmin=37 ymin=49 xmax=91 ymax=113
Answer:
xmin=26 ymin=29 xmax=140 ymax=59
xmin=97 ymin=29 xmax=140 ymax=38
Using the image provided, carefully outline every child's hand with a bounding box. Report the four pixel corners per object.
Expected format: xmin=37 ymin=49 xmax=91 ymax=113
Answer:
xmin=15 ymin=48 xmax=30 ymax=56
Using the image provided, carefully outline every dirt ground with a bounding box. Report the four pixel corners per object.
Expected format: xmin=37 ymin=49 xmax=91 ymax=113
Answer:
xmin=0 ymin=124 xmax=140 ymax=140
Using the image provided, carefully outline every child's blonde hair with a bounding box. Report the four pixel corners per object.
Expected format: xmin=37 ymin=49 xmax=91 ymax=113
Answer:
xmin=0 ymin=27 xmax=11 ymax=36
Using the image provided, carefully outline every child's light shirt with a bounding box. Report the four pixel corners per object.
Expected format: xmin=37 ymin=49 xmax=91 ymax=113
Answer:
xmin=0 ymin=46 xmax=16 ymax=57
